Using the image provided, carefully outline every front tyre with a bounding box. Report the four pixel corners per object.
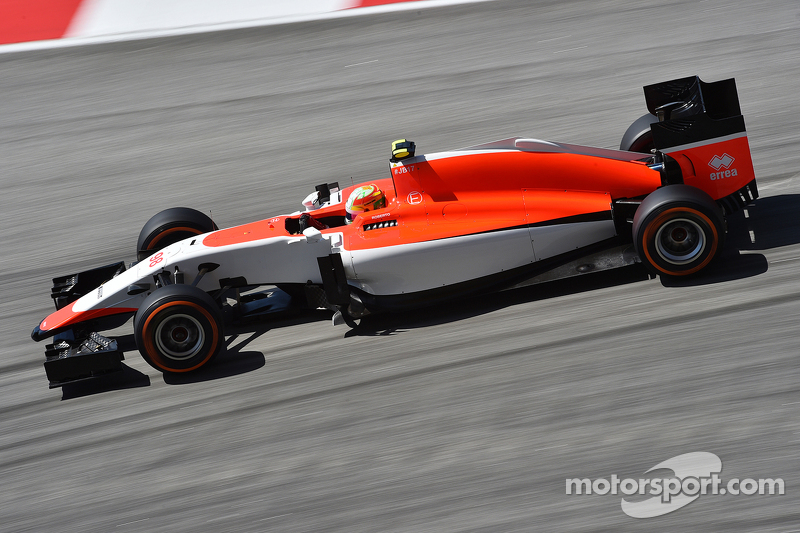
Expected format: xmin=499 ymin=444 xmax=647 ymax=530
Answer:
xmin=633 ymin=185 xmax=724 ymax=277
xmin=134 ymin=284 xmax=224 ymax=373
xmin=137 ymin=207 xmax=218 ymax=261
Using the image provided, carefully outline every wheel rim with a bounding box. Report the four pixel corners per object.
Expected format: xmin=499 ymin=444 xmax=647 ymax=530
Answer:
xmin=654 ymin=218 xmax=706 ymax=265
xmin=154 ymin=313 xmax=204 ymax=360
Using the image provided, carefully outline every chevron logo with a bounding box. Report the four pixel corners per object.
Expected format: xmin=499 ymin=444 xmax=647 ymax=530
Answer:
xmin=709 ymin=153 xmax=735 ymax=170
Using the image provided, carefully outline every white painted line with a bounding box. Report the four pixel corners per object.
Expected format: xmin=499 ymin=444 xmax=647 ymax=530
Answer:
xmin=752 ymin=110 xmax=794 ymax=118
xmin=159 ymin=427 xmax=195 ymax=436
xmin=538 ymin=35 xmax=571 ymax=43
xmin=260 ymin=514 xmax=292 ymax=521
xmin=179 ymin=401 xmax=213 ymax=410
xmin=369 ymin=365 xmax=402 ymax=373
xmin=743 ymin=209 xmax=749 ymax=218
xmin=206 ymin=513 xmax=240 ymax=523
xmin=533 ymin=444 xmax=568 ymax=452
xmin=289 ymin=411 xmax=324 ymax=418
xmin=2 ymin=372 xmax=29 ymax=381
xmin=233 ymin=498 xmax=268 ymax=508
xmin=345 ymin=59 xmax=378 ymax=68
xmin=749 ymin=230 xmax=756 ymax=243
xmin=116 ymin=518 xmax=149 ymax=527
xmin=0 ymin=0 xmax=496 ymax=55
xmin=756 ymin=173 xmax=798 ymax=190
xmin=553 ymin=46 xmax=587 ymax=54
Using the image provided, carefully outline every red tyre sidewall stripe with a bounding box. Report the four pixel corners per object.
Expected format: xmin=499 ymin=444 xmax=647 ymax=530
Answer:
xmin=142 ymin=300 xmax=219 ymax=372
xmin=147 ymin=226 xmax=204 ymax=250
xmin=642 ymin=207 xmax=719 ymax=276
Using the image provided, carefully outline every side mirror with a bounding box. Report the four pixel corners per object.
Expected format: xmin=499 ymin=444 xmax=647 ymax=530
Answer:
xmin=302 ymin=191 xmax=320 ymax=211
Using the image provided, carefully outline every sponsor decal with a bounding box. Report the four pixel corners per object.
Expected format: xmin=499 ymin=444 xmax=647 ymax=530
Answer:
xmin=708 ymin=153 xmax=737 ymax=181
xmin=407 ymin=191 xmax=423 ymax=205
xmin=393 ymin=165 xmax=417 ymax=175
xmin=566 ymin=451 xmax=785 ymax=519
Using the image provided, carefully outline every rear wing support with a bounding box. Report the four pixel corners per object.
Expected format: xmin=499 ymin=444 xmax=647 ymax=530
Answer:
xmin=643 ymin=76 xmax=757 ymax=209
xmin=644 ymin=76 xmax=744 ymax=150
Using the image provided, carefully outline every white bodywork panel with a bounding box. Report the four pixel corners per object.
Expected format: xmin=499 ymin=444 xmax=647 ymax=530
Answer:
xmin=529 ymin=220 xmax=617 ymax=261
xmin=455 ymin=137 xmax=645 ymax=162
xmin=345 ymin=227 xmax=534 ymax=295
xmin=72 ymin=232 xmax=334 ymax=314
xmin=344 ymin=220 xmax=616 ymax=296
xmin=69 ymin=217 xmax=615 ymax=315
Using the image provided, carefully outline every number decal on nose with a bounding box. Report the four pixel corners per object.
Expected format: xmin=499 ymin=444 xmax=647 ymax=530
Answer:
xmin=149 ymin=252 xmax=164 ymax=268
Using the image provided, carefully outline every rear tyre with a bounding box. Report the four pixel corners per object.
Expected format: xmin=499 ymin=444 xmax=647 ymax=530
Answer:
xmin=134 ymin=284 xmax=224 ymax=373
xmin=633 ymin=185 xmax=724 ymax=277
xmin=137 ymin=207 xmax=217 ymax=261
xmin=626 ymin=131 xmax=655 ymax=154
xmin=620 ymin=113 xmax=658 ymax=154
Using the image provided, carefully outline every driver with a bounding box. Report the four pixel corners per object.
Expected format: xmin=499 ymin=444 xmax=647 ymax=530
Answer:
xmin=345 ymin=184 xmax=386 ymax=224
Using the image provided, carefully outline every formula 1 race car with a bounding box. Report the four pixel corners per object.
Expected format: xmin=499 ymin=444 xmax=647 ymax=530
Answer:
xmin=31 ymin=76 xmax=758 ymax=387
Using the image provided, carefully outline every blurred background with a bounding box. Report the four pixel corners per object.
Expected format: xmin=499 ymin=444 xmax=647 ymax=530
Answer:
xmin=1 ymin=0 xmax=799 ymax=531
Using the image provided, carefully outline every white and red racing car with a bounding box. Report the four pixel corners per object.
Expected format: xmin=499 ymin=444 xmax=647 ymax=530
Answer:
xmin=32 ymin=76 xmax=758 ymax=387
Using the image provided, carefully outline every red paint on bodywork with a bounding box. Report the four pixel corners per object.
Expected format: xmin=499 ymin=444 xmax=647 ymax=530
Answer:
xmin=667 ymin=135 xmax=756 ymax=200
xmin=206 ymin=150 xmax=661 ymax=251
xmin=0 ymin=0 xmax=84 ymax=44
xmin=39 ymin=301 xmax=137 ymax=333
xmin=348 ymin=0 xmax=420 ymax=7
xmin=203 ymin=219 xmax=281 ymax=248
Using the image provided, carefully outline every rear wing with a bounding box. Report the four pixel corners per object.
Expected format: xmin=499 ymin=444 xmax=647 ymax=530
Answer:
xmin=645 ymin=76 xmax=757 ymax=212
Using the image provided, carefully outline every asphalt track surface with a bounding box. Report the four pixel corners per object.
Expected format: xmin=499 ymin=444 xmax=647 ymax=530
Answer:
xmin=2 ymin=0 xmax=799 ymax=531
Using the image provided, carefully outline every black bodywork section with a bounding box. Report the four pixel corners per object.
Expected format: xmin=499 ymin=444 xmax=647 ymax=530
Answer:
xmin=718 ymin=179 xmax=759 ymax=215
xmin=644 ymin=76 xmax=746 ymax=150
xmin=644 ymin=76 xmax=758 ymax=214
xmin=44 ymin=332 xmax=124 ymax=388
xmin=317 ymin=254 xmax=351 ymax=306
xmin=34 ymin=263 xmax=129 ymax=387
xmin=50 ymin=261 xmax=126 ymax=310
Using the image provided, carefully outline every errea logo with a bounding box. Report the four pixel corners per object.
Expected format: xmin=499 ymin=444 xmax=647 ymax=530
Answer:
xmin=709 ymin=153 xmax=734 ymax=170
xmin=709 ymin=153 xmax=737 ymax=180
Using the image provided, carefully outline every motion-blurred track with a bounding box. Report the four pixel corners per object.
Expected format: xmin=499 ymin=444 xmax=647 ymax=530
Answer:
xmin=1 ymin=0 xmax=799 ymax=531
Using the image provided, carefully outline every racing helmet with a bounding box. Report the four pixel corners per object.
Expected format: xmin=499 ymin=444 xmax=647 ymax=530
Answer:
xmin=345 ymin=184 xmax=386 ymax=224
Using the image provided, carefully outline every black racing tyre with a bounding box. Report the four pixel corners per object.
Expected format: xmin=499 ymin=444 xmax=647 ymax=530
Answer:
xmin=633 ymin=185 xmax=725 ymax=277
xmin=137 ymin=207 xmax=218 ymax=261
xmin=134 ymin=284 xmax=224 ymax=373
xmin=626 ymin=131 xmax=655 ymax=154
xmin=620 ymin=113 xmax=658 ymax=154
